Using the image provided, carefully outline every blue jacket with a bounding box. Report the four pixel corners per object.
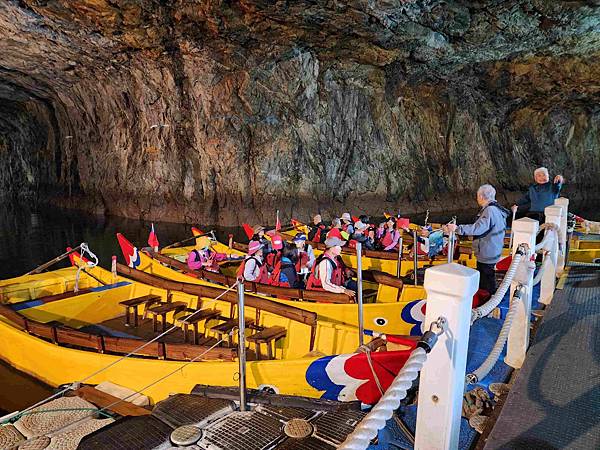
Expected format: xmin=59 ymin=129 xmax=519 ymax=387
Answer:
xmin=516 ymin=181 xmax=562 ymax=213
xmin=457 ymin=202 xmax=509 ymax=264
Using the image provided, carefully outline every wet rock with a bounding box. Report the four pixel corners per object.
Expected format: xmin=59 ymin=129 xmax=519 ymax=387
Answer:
xmin=0 ymin=0 xmax=599 ymax=224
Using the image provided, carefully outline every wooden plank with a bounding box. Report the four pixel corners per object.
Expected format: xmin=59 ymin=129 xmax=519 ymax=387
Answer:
xmin=74 ymin=386 xmax=150 ymax=416
xmin=25 ymin=321 xmax=57 ymax=342
xmin=103 ymin=336 xmax=161 ymax=357
xmin=164 ymin=342 xmax=235 ymax=361
xmin=0 ymin=304 xmax=26 ymax=328
xmin=119 ymin=294 xmax=161 ymax=307
xmin=247 ymin=326 xmax=287 ymax=343
xmin=56 ymin=327 xmax=102 ymax=351
xmin=117 ymin=263 xmax=318 ymax=326
xmin=363 ymin=270 xmax=403 ymax=289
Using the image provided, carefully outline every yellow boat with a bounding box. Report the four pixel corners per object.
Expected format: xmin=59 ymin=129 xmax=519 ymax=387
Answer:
xmin=118 ymin=233 xmax=429 ymax=336
xmin=568 ymin=237 xmax=600 ymax=263
xmin=0 ymin=252 xmax=416 ymax=406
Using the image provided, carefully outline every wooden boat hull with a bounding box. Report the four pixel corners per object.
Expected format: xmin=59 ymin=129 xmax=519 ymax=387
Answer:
xmin=0 ymin=265 xmax=415 ymax=406
xmin=119 ymin=234 xmax=429 ymax=336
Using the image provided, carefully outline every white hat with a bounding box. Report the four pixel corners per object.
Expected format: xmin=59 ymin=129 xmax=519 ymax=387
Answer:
xmin=341 ymin=212 xmax=351 ymax=222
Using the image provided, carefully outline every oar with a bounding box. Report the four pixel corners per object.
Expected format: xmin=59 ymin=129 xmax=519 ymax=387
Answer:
xmin=26 ymin=245 xmax=83 ymax=275
xmin=161 ymin=230 xmax=215 ymax=250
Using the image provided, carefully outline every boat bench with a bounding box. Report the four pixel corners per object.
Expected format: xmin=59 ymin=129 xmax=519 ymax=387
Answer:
xmin=119 ymin=295 xmax=161 ymax=327
xmin=147 ymin=302 xmax=187 ymax=332
xmin=210 ymin=318 xmax=254 ymax=346
xmin=175 ymin=308 xmax=221 ymax=344
xmin=363 ymin=289 xmax=378 ymax=302
xmin=246 ymin=326 xmax=287 ymax=360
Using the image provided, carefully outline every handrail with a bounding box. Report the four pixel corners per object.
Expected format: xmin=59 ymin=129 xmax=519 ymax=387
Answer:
xmin=117 ymin=263 xmax=318 ymax=326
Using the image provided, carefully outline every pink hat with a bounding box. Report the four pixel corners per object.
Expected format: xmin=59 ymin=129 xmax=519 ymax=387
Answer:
xmin=271 ymin=234 xmax=283 ymax=250
xmin=248 ymin=240 xmax=263 ymax=255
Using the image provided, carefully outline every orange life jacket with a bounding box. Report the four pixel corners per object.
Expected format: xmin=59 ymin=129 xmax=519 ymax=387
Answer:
xmin=306 ymin=254 xmax=344 ymax=291
xmin=237 ymin=256 xmax=269 ymax=284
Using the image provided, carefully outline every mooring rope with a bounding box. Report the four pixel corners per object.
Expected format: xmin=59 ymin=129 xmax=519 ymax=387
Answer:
xmin=11 ymin=276 xmax=239 ymax=421
xmin=9 ymin=337 xmax=227 ymax=449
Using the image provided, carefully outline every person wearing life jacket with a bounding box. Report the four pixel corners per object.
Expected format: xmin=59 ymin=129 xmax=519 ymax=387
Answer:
xmin=340 ymin=212 xmax=355 ymax=236
xmin=251 ymin=225 xmax=273 ymax=253
xmin=268 ymin=244 xmax=301 ymax=288
xmin=238 ymin=240 xmax=269 ymax=284
xmin=308 ymin=214 xmax=328 ymax=243
xmin=306 ymin=235 xmax=356 ymax=297
xmin=265 ymin=233 xmax=284 ymax=272
xmin=292 ymin=232 xmax=315 ymax=278
xmin=350 ymin=221 xmax=375 ymax=250
xmin=187 ymin=236 xmax=221 ymax=273
xmin=444 ymin=184 xmax=508 ymax=295
xmin=379 ymin=217 xmax=401 ymax=251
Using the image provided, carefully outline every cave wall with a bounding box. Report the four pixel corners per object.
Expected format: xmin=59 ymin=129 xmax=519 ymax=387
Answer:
xmin=1 ymin=1 xmax=599 ymax=225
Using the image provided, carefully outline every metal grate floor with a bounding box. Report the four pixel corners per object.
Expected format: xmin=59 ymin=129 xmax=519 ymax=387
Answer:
xmin=151 ymin=394 xmax=234 ymax=428
xmin=199 ymin=411 xmax=284 ymax=450
xmin=78 ymin=416 xmax=173 ymax=449
xmin=484 ymin=266 xmax=600 ymax=450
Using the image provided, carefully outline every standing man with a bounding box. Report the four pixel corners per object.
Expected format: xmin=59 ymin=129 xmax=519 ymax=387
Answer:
xmin=444 ymin=184 xmax=509 ymax=295
xmin=512 ymin=167 xmax=564 ymax=223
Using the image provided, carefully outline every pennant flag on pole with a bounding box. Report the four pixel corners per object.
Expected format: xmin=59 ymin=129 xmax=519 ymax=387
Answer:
xmin=396 ymin=218 xmax=410 ymax=230
xmin=148 ymin=223 xmax=159 ymax=251
xmin=275 ymin=210 xmax=281 ymax=231
xmin=242 ymin=223 xmax=255 ymax=240
xmin=383 ymin=212 xmax=391 ymax=219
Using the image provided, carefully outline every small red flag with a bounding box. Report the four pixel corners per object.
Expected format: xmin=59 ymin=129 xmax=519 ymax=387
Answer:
xmin=148 ymin=223 xmax=159 ymax=249
xmin=242 ymin=223 xmax=255 ymax=240
xmin=396 ymin=218 xmax=410 ymax=229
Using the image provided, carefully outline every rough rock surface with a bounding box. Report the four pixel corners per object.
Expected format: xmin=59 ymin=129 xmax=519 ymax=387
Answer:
xmin=0 ymin=1 xmax=599 ymax=225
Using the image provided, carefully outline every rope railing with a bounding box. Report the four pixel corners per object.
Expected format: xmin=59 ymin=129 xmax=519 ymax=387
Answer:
xmin=466 ymin=285 xmax=524 ymax=384
xmin=338 ymin=317 xmax=446 ymax=450
xmin=74 ymin=243 xmax=99 ymax=292
xmin=471 ymin=244 xmax=527 ymax=323
xmin=535 ymin=224 xmax=559 ymax=253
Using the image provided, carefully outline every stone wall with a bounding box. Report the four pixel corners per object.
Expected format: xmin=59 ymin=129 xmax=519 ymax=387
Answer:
xmin=1 ymin=1 xmax=599 ymax=224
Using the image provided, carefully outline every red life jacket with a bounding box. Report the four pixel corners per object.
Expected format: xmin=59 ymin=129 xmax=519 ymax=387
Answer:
xmin=265 ymin=251 xmax=281 ymax=271
xmin=347 ymin=239 xmax=358 ymax=249
xmin=237 ymin=256 xmax=269 ymax=284
xmin=380 ymin=230 xmax=395 ymax=248
xmin=295 ymin=251 xmax=310 ymax=272
xmin=313 ymin=225 xmax=325 ymax=243
xmin=306 ymin=255 xmax=344 ymax=291
xmin=267 ymin=260 xmax=292 ymax=287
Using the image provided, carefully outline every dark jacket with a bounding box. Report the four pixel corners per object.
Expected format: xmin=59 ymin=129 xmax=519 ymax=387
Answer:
xmin=457 ymin=201 xmax=509 ymax=264
xmin=516 ymin=181 xmax=562 ymax=213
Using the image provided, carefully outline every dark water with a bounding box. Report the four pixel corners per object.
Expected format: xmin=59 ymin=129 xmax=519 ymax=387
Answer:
xmin=0 ymin=200 xmax=597 ymax=414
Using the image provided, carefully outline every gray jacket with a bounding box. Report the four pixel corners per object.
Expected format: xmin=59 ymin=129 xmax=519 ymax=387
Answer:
xmin=457 ymin=202 xmax=509 ymax=264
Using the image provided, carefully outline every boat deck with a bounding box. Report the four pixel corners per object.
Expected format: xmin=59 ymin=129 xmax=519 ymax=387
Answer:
xmin=484 ymin=265 xmax=600 ymax=450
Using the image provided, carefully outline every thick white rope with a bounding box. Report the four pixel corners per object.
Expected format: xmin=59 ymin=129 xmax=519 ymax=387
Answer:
xmin=535 ymin=225 xmax=559 ymax=253
xmin=466 ymin=285 xmax=523 ymax=384
xmin=471 ymin=245 xmax=527 ymax=323
xmin=13 ymin=277 xmax=239 ymax=419
xmin=338 ymin=347 xmax=427 ymax=450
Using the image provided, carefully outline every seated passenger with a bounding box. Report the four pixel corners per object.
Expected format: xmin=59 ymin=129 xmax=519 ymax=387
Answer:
xmin=306 ymin=236 xmax=356 ymax=297
xmin=268 ymin=244 xmax=301 ymax=288
xmin=308 ymin=214 xmax=329 ymax=243
xmin=237 ymin=241 xmax=269 ymax=284
xmin=187 ymin=236 xmax=220 ymax=273
xmin=292 ymin=232 xmax=315 ymax=275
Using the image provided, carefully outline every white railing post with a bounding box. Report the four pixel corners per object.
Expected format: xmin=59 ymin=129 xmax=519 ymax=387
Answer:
xmin=554 ymin=197 xmax=569 ymax=273
xmin=505 ymin=218 xmax=538 ymax=369
xmin=415 ymin=263 xmax=479 ymax=450
xmin=540 ymin=205 xmax=562 ymax=305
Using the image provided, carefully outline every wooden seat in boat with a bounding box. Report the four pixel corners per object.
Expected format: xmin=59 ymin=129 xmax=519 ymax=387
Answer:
xmin=175 ymin=308 xmax=221 ymax=344
xmin=119 ymin=294 xmax=161 ymax=327
xmin=246 ymin=326 xmax=287 ymax=360
xmin=147 ymin=301 xmax=187 ymax=332
xmin=210 ymin=318 xmax=254 ymax=346
xmin=363 ymin=289 xmax=378 ymax=301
